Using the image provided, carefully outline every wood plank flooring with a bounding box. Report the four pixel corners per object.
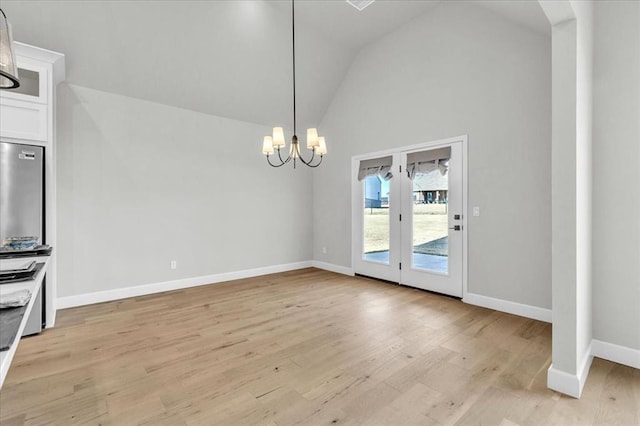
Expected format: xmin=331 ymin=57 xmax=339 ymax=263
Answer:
xmin=0 ymin=268 xmax=638 ymax=425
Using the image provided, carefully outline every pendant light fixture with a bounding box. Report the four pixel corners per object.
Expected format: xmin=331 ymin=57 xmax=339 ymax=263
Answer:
xmin=262 ymin=0 xmax=327 ymax=168
xmin=0 ymin=8 xmax=20 ymax=89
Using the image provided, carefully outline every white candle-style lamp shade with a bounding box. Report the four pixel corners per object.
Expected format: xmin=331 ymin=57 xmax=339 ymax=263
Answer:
xmin=0 ymin=10 xmax=20 ymax=89
xmin=272 ymin=127 xmax=286 ymax=148
xmin=306 ymin=128 xmax=319 ymax=149
xmin=316 ymin=137 xmax=327 ymax=155
xmin=262 ymin=136 xmax=274 ymax=155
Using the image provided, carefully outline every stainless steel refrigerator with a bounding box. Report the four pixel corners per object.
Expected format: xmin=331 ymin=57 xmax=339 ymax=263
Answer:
xmin=0 ymin=141 xmax=45 ymax=335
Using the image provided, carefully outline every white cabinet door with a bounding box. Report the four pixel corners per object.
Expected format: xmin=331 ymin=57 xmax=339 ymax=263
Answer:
xmin=0 ymin=98 xmax=48 ymax=142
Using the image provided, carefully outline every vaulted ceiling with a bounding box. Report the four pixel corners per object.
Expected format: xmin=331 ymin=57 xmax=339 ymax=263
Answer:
xmin=2 ymin=1 xmax=549 ymax=130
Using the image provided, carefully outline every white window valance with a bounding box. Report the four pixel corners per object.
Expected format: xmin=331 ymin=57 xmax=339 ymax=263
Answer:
xmin=406 ymin=147 xmax=451 ymax=180
xmin=357 ymin=156 xmax=393 ymax=181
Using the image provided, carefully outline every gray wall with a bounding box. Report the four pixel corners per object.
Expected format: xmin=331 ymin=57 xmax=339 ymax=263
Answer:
xmin=592 ymin=1 xmax=640 ymax=351
xmin=56 ymin=84 xmax=312 ymax=297
xmin=313 ymin=2 xmax=552 ymax=309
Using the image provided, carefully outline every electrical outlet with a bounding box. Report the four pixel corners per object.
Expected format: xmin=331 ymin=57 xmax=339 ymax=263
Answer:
xmin=473 ymin=206 xmax=480 ymax=217
xmin=322 ymin=247 xmax=327 ymax=254
xmin=170 ymin=260 xmax=177 ymax=270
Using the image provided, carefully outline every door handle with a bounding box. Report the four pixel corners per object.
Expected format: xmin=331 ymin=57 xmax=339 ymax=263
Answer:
xmin=18 ymin=151 xmax=36 ymax=160
xmin=449 ymin=225 xmax=462 ymax=231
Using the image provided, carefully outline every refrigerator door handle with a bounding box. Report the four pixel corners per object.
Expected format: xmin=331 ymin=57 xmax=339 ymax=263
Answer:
xmin=18 ymin=151 xmax=36 ymax=160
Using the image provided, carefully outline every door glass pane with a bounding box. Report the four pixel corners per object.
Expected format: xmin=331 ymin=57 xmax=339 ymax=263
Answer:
xmin=412 ymin=169 xmax=448 ymax=273
xmin=11 ymin=68 xmax=40 ymax=97
xmin=363 ymin=175 xmax=390 ymax=264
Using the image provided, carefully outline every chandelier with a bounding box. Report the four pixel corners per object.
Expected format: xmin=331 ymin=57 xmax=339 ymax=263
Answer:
xmin=0 ymin=8 xmax=20 ymax=89
xmin=261 ymin=0 xmax=327 ymax=168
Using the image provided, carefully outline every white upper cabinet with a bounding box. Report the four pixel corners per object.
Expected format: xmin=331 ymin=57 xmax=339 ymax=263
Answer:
xmin=0 ymin=43 xmax=64 ymax=144
xmin=2 ymin=59 xmax=48 ymax=104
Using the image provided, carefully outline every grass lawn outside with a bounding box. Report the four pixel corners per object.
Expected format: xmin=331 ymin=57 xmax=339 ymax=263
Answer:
xmin=363 ymin=204 xmax=449 ymax=254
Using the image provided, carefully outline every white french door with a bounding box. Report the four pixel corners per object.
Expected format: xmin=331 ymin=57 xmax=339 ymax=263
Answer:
xmin=352 ymin=136 xmax=466 ymax=297
xmin=352 ymin=154 xmax=401 ymax=282
xmin=399 ymin=141 xmax=464 ymax=296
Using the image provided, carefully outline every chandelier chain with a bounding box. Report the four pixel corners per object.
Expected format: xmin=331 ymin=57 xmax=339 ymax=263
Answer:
xmin=292 ymin=0 xmax=297 ymax=136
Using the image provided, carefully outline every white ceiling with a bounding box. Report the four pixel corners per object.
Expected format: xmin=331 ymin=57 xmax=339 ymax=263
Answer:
xmin=270 ymin=0 xmax=442 ymax=53
xmin=1 ymin=1 xmax=549 ymax=129
xmin=271 ymin=1 xmax=549 ymax=53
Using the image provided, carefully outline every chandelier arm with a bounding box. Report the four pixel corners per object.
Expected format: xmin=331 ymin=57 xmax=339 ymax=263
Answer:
xmin=295 ymin=146 xmax=318 ymax=166
xmin=305 ymin=155 xmax=324 ymax=168
xmin=307 ymin=147 xmax=316 ymax=164
xmin=277 ymin=147 xmax=292 ymax=164
xmin=266 ymin=155 xmax=287 ymax=168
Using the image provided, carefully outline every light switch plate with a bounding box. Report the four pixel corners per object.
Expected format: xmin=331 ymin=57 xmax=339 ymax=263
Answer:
xmin=473 ymin=206 xmax=480 ymax=217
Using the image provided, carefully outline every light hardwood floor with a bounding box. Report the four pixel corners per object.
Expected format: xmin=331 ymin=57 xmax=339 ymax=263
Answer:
xmin=1 ymin=268 xmax=638 ymax=425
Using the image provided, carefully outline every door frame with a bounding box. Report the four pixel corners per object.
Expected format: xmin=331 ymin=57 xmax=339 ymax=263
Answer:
xmin=351 ymin=134 xmax=469 ymax=298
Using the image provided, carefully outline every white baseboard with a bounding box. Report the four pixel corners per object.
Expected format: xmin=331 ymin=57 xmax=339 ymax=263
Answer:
xmin=56 ymin=261 xmax=313 ymax=309
xmin=547 ymin=342 xmax=593 ymax=398
xmin=547 ymin=365 xmax=583 ymax=399
xmin=463 ymin=292 xmax=552 ymax=323
xmin=311 ymin=261 xmax=354 ymax=276
xmin=591 ymin=339 xmax=640 ymax=369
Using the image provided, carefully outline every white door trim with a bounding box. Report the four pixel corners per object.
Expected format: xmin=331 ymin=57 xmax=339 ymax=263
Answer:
xmin=351 ymin=135 xmax=468 ymax=297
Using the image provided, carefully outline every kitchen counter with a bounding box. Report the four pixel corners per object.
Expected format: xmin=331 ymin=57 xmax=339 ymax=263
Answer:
xmin=0 ymin=256 xmax=48 ymax=389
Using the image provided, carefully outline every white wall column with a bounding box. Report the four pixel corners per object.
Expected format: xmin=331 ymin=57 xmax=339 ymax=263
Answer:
xmin=539 ymin=0 xmax=594 ymax=398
